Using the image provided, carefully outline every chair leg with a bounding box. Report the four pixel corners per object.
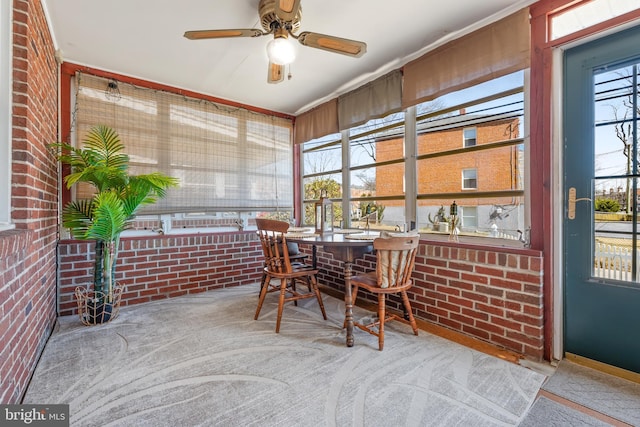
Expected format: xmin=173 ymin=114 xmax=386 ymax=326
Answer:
xmin=310 ymin=275 xmax=327 ymax=320
xmin=292 ymin=279 xmax=298 ymax=306
xmin=401 ymin=291 xmax=419 ymax=335
xmin=275 ymin=278 xmax=288 ymax=333
xmin=378 ymin=294 xmax=386 ymax=351
xmin=259 ymin=263 xmax=267 ymax=298
xmin=255 ymin=275 xmax=271 ymax=320
xmin=306 ymin=275 xmax=313 ymax=292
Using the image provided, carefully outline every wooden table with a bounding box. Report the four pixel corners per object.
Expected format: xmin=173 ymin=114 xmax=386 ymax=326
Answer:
xmin=286 ymin=231 xmax=376 ymax=347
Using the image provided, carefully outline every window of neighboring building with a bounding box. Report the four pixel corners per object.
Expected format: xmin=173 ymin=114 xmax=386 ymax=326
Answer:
xmin=0 ymin=0 xmax=12 ymax=231
xmin=463 ymin=128 xmax=477 ymax=147
xmin=460 ymin=206 xmax=478 ymax=230
xmin=462 ymin=169 xmax=477 ymax=190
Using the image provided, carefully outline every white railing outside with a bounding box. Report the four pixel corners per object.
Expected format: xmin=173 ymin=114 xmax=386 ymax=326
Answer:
xmin=594 ymin=242 xmax=636 ymax=281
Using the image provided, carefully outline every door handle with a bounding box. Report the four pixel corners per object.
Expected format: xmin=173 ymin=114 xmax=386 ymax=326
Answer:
xmin=568 ymin=187 xmax=592 ymax=220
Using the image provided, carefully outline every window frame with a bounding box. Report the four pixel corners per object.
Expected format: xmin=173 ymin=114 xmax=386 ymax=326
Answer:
xmin=0 ymin=0 xmax=13 ymax=231
xmin=462 ymin=168 xmax=478 ymax=190
xmin=300 ymin=71 xmax=529 ymax=241
xmin=460 ymin=205 xmax=478 ymax=229
xmin=463 ymin=127 xmax=477 ymax=147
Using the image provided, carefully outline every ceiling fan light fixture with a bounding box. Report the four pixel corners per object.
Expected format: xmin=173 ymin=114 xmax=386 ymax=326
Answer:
xmin=266 ymin=36 xmax=295 ymax=65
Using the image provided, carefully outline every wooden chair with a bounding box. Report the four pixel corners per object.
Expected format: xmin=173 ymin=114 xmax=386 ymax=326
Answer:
xmin=348 ymin=235 xmax=420 ymax=350
xmin=259 ymin=240 xmax=307 ymax=294
xmin=254 ymin=218 xmax=327 ymax=332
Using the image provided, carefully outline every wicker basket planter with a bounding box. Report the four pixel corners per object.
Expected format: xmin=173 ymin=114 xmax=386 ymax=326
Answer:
xmin=75 ymin=284 xmax=124 ymax=326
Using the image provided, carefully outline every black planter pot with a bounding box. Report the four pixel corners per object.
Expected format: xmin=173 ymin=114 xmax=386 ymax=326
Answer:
xmin=85 ymin=300 xmax=115 ymax=324
xmin=75 ymin=284 xmax=124 ymax=326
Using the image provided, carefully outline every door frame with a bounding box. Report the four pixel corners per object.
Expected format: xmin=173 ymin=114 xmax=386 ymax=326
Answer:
xmin=552 ymin=22 xmax=640 ymax=364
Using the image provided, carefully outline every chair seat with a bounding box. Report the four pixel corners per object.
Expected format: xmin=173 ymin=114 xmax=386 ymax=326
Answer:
xmin=289 ymin=253 xmax=308 ymax=262
xmin=351 ymin=271 xmax=413 ymax=294
xmin=350 ymin=271 xmax=376 ymax=286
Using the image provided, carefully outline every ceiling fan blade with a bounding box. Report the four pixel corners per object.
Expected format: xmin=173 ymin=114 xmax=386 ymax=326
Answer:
xmin=274 ymin=0 xmax=301 ymax=22
xmin=184 ymin=28 xmax=264 ymax=40
xmin=297 ymin=32 xmax=366 ymax=57
xmin=267 ymin=62 xmax=284 ymax=84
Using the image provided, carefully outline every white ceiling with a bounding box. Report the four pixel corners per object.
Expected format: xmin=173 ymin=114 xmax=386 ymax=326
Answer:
xmin=43 ymin=0 xmax=536 ymax=116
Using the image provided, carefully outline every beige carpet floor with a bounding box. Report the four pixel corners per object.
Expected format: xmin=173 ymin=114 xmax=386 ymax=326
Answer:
xmin=24 ymin=284 xmax=546 ymax=426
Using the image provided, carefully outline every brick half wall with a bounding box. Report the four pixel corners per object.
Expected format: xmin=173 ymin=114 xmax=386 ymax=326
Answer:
xmin=308 ymin=238 xmax=544 ymax=360
xmin=59 ymin=233 xmax=544 ymax=361
xmin=58 ymin=232 xmax=263 ymax=316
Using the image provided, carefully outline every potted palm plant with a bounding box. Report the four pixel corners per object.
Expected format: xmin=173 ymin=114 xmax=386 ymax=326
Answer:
xmin=51 ymin=125 xmax=179 ymax=325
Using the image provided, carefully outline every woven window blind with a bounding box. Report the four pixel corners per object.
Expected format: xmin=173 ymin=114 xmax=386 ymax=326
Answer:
xmin=338 ymin=70 xmax=403 ymax=130
xmin=74 ymin=73 xmax=293 ymax=214
xmin=402 ymin=8 xmax=530 ymax=109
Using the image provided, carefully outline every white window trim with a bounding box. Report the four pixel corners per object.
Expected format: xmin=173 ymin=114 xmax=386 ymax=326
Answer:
xmin=462 ymin=168 xmax=478 ymax=190
xmin=0 ymin=0 xmax=13 ymax=231
xmin=461 ymin=206 xmax=479 ymax=230
xmin=463 ymin=127 xmax=477 ymax=148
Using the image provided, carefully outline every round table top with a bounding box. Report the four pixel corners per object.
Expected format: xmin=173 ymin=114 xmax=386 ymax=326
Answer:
xmin=286 ymin=231 xmax=380 ymax=247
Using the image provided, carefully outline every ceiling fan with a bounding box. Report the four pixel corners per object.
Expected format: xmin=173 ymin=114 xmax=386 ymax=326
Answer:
xmin=183 ymin=0 xmax=367 ymax=84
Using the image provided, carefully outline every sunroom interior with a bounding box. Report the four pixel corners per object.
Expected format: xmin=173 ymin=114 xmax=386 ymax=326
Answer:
xmin=2 ymin=0 xmax=640 ymax=419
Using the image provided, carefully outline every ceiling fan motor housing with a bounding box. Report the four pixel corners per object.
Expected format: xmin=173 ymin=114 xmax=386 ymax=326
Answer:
xmin=259 ymin=0 xmax=301 ymax=33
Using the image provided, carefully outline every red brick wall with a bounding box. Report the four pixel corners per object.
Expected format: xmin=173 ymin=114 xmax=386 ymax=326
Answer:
xmin=377 ymin=119 xmax=521 ymax=207
xmin=308 ymin=238 xmax=544 ymax=360
xmin=58 ymin=232 xmax=263 ymax=316
xmin=0 ymin=0 xmax=59 ymax=403
xmin=58 ymin=231 xmax=543 ymax=360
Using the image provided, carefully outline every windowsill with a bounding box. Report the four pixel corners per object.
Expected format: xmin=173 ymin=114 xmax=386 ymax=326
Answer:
xmin=0 ymin=223 xmax=15 ymax=233
xmin=418 ymin=231 xmax=539 ymax=254
xmin=59 ymin=227 xmax=253 ymax=241
xmin=120 ymin=227 xmax=246 ymax=237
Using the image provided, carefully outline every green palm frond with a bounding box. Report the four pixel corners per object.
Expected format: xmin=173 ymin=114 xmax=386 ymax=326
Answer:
xmin=51 ymin=126 xmax=131 ymax=191
xmin=61 ymin=200 xmax=94 ymax=238
xmin=83 ymin=125 xmax=128 ymax=171
xmin=53 ymin=126 xmax=179 ymax=240
xmin=85 ymin=191 xmax=127 ymax=242
xmin=128 ymin=174 xmax=180 ymax=203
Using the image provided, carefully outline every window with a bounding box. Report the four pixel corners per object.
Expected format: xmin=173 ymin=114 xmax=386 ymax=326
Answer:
xmin=0 ymin=0 xmax=12 ymax=231
xmin=302 ymin=131 xmax=344 ymax=227
xmin=416 ymin=71 xmax=525 ymax=238
xmin=301 ymin=72 xmax=527 ymax=240
xmin=302 ymin=111 xmax=406 ymax=230
xmin=460 ymin=206 xmax=478 ymax=230
xmin=462 ymin=169 xmax=477 ymax=190
xmin=73 ymin=73 xmax=294 ymax=230
xmin=550 ymin=0 xmax=639 ymax=41
xmin=463 ymin=128 xmax=477 ymax=147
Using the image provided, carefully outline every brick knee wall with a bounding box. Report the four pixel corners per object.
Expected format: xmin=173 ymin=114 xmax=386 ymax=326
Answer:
xmin=58 ymin=232 xmax=263 ymax=316
xmin=59 ymin=233 xmax=544 ymax=361
xmin=309 ymin=238 xmax=544 ymax=360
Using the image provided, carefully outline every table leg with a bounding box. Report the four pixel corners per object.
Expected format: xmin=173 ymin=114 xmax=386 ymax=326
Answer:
xmin=343 ymin=260 xmax=354 ymax=347
xmin=312 ymin=245 xmax=317 ymax=270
